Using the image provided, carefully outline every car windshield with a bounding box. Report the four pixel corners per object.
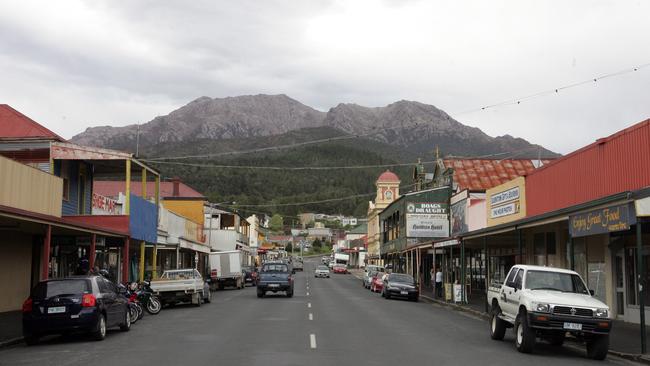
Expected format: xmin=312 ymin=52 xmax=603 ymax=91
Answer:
xmin=32 ymin=279 xmax=90 ymax=298
xmin=525 ymin=270 xmax=589 ymax=294
xmin=389 ymin=274 xmax=415 ymax=283
xmin=262 ymin=264 xmax=288 ymax=272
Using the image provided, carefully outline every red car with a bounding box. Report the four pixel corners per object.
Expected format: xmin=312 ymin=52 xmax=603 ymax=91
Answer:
xmin=370 ymin=272 xmax=386 ymax=293
xmin=332 ymin=264 xmax=348 ymax=274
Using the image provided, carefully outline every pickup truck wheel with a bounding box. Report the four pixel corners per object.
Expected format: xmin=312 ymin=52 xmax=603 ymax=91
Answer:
xmin=515 ymin=313 xmax=535 ymax=353
xmin=194 ymin=293 xmax=202 ymax=307
xmin=586 ymin=334 xmax=609 ymax=360
xmin=257 ymin=289 xmax=264 ymax=298
xmin=490 ymin=307 xmax=507 ymax=340
xmin=204 ymin=290 xmax=212 ymax=303
xmin=286 ymin=290 xmax=294 ymax=298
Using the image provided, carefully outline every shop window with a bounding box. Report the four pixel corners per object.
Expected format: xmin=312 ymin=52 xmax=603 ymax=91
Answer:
xmin=533 ymin=232 xmax=558 ymax=266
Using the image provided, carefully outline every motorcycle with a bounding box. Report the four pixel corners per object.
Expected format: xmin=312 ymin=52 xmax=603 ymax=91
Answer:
xmin=136 ymin=281 xmax=161 ymax=315
xmin=118 ymin=283 xmax=141 ymax=324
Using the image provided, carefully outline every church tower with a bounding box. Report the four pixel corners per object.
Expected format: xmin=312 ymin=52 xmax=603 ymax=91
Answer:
xmin=375 ymin=170 xmax=400 ymax=209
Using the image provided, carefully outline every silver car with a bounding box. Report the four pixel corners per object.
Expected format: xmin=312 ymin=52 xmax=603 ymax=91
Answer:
xmin=314 ymin=265 xmax=330 ymax=278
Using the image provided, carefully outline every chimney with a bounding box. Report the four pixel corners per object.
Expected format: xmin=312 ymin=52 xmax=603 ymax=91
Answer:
xmin=172 ymin=177 xmax=180 ymax=197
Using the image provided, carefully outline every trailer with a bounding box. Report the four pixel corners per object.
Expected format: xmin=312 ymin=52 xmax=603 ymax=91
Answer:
xmin=208 ymin=250 xmax=244 ymax=290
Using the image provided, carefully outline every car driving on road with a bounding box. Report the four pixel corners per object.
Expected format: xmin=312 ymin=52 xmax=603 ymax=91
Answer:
xmin=382 ymin=273 xmax=419 ymax=301
xmin=370 ymin=272 xmax=386 ymax=293
xmin=22 ymin=276 xmax=131 ymax=345
xmin=315 ymin=265 xmax=330 ymax=278
xmin=257 ymin=262 xmax=294 ymax=298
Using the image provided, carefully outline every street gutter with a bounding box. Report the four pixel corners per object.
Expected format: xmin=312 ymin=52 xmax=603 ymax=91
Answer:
xmin=0 ymin=337 xmax=23 ymax=349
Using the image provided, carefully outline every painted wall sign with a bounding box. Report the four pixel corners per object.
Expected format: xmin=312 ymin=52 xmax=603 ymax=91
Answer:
xmin=490 ymin=202 xmax=520 ymax=219
xmin=406 ymin=202 xmax=448 ymax=214
xmin=92 ymin=192 xmax=119 ymax=215
xmin=490 ymin=186 xmax=520 ymax=206
xmin=406 ymin=213 xmax=449 ymax=238
xmin=569 ymin=203 xmax=636 ymax=238
xmin=451 ymin=198 xmax=468 ymax=236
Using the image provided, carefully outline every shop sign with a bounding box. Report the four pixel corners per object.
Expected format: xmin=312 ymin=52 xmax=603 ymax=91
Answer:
xmin=406 ymin=213 xmax=449 ymax=238
xmin=569 ymin=203 xmax=636 ymax=238
xmin=451 ymin=199 xmax=468 ymax=236
xmin=406 ymin=202 xmax=448 ymax=214
xmin=636 ymin=197 xmax=650 ymax=217
xmin=92 ymin=193 xmax=119 ymax=215
xmin=490 ymin=202 xmax=520 ymax=219
xmin=490 ymin=186 xmax=520 ymax=206
xmin=433 ymin=238 xmax=459 ymax=248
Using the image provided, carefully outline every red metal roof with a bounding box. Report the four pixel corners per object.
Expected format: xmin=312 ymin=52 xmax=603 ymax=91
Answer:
xmin=443 ymin=159 xmax=550 ymax=191
xmin=376 ymin=170 xmax=400 ymax=183
xmin=0 ymin=104 xmax=66 ymax=141
xmin=526 ymin=119 xmax=650 ymax=217
xmin=94 ymin=181 xmax=205 ymax=199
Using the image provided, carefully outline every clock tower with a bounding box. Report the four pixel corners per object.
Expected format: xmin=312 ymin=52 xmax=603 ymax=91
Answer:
xmin=375 ymin=170 xmax=400 ymax=208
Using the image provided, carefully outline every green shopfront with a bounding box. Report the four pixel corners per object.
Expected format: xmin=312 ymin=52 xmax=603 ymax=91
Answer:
xmin=380 ymin=187 xmax=452 ymax=281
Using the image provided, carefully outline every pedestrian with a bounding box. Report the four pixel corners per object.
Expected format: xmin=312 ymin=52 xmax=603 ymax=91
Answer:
xmin=435 ymin=268 xmax=443 ymax=299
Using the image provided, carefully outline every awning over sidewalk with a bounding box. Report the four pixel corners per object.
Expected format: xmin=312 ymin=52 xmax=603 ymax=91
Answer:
xmin=179 ymin=238 xmax=210 ymax=254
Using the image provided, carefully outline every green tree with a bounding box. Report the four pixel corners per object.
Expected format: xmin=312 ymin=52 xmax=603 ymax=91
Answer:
xmin=285 ymin=242 xmax=293 ymax=252
xmin=270 ymin=214 xmax=284 ymax=232
xmin=312 ymin=238 xmax=322 ymax=250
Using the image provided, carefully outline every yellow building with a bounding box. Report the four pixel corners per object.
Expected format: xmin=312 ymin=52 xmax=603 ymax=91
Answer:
xmin=367 ymin=170 xmax=401 ymax=265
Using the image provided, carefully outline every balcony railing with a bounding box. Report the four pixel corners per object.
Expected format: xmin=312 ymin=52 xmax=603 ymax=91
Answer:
xmin=0 ymin=155 xmax=62 ymax=217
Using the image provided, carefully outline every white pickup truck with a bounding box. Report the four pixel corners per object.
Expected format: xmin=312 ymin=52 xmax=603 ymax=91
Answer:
xmin=149 ymin=269 xmax=211 ymax=306
xmin=487 ymin=265 xmax=611 ymax=360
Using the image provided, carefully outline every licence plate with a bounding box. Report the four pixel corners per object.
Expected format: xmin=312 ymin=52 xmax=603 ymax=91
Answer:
xmin=269 ymin=284 xmax=280 ymax=288
xmin=563 ymin=322 xmax=582 ymax=330
xmin=400 ymin=291 xmax=408 ymax=295
xmin=47 ymin=306 xmax=66 ymax=314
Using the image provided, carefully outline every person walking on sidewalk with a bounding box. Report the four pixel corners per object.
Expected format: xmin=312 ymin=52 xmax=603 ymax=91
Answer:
xmin=435 ymin=269 xmax=443 ymax=299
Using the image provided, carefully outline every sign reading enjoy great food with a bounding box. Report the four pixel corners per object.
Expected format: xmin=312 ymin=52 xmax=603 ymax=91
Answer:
xmin=569 ymin=203 xmax=636 ymax=238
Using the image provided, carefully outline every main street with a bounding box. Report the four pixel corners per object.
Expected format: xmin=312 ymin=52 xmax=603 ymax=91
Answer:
xmin=0 ymin=258 xmax=638 ymax=366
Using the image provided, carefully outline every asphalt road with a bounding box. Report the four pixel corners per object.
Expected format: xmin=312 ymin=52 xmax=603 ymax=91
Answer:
xmin=0 ymin=257 xmax=639 ymax=366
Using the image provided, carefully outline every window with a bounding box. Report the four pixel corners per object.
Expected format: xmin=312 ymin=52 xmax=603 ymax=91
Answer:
xmin=78 ymin=173 xmax=86 ymax=214
xmin=513 ymin=269 xmax=523 ymax=289
xmin=60 ymin=161 xmax=70 ymax=201
xmin=505 ymin=267 xmax=518 ymax=286
xmin=534 ymin=232 xmax=558 ymax=266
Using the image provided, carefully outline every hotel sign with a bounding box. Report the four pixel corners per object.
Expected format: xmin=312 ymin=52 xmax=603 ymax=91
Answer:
xmin=569 ymin=203 xmax=636 ymax=238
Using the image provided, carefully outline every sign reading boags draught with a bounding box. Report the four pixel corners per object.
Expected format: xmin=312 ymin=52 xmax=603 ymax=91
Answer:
xmin=569 ymin=203 xmax=636 ymax=238
xmin=406 ymin=202 xmax=449 ymax=238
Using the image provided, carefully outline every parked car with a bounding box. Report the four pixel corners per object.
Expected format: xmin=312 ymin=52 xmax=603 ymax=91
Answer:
xmin=209 ymin=250 xmax=245 ymax=290
xmin=242 ymin=266 xmax=257 ymax=286
xmin=382 ymin=273 xmax=419 ymax=301
xmin=332 ymin=264 xmax=348 ymax=274
xmin=150 ymin=269 xmax=210 ymax=306
xmin=315 ymin=265 xmax=330 ymax=278
xmin=363 ymin=265 xmax=384 ymax=288
xmin=257 ymin=262 xmax=294 ymax=298
xmin=487 ymin=265 xmax=611 ymax=360
xmin=22 ymin=276 xmax=131 ymax=345
xmin=370 ymin=272 xmax=386 ymax=293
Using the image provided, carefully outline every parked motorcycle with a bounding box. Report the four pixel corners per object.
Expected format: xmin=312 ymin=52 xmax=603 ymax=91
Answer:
xmin=118 ymin=283 xmax=141 ymax=324
xmin=136 ymin=281 xmax=161 ymax=315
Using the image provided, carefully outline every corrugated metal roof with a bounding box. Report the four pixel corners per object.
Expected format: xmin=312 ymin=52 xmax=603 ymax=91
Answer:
xmin=94 ymin=180 xmax=205 ymax=199
xmin=443 ymin=159 xmax=550 ymax=191
xmin=0 ymin=105 xmax=66 ymax=141
xmin=526 ymin=118 xmax=650 ymax=216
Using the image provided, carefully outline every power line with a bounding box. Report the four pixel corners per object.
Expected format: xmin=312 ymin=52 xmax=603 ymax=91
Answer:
xmin=225 ymin=183 xmax=418 ymax=208
xmin=141 ymin=159 xmax=439 ymax=170
xmin=453 ymin=62 xmax=650 ymax=115
xmin=143 ymin=61 xmax=649 ymax=162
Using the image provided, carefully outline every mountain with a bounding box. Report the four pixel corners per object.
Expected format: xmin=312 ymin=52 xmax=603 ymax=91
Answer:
xmin=322 ymin=100 xmax=555 ymax=158
xmin=70 ymin=94 xmax=559 ymax=216
xmin=71 ymin=94 xmax=325 ymax=151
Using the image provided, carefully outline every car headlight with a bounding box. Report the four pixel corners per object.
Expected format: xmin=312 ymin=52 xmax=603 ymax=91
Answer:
xmin=595 ymin=308 xmax=609 ymax=318
xmin=532 ymin=302 xmax=550 ymax=313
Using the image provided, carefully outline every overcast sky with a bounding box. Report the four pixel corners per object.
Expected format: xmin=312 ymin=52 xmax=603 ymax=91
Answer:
xmin=1 ymin=0 xmax=649 ymax=154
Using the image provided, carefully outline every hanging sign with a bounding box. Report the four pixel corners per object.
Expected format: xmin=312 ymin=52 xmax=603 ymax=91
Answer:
xmin=569 ymin=203 xmax=636 ymax=238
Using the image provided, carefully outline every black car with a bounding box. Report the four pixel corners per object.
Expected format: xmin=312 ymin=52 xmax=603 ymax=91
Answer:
xmin=382 ymin=273 xmax=419 ymax=302
xmin=22 ymin=276 xmax=131 ymax=345
xmin=241 ymin=266 xmax=257 ymax=286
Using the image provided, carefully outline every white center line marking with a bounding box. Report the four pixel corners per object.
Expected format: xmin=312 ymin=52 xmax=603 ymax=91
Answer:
xmin=310 ymin=334 xmax=317 ymax=349
xmin=309 ymin=313 xmax=313 ymax=320
xmin=307 ymin=302 xmax=311 ymax=308
xmin=306 ymin=292 xmax=310 ymax=296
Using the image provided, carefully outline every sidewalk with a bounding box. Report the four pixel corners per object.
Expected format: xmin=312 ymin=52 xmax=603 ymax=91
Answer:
xmin=0 ymin=311 xmax=23 ymax=347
